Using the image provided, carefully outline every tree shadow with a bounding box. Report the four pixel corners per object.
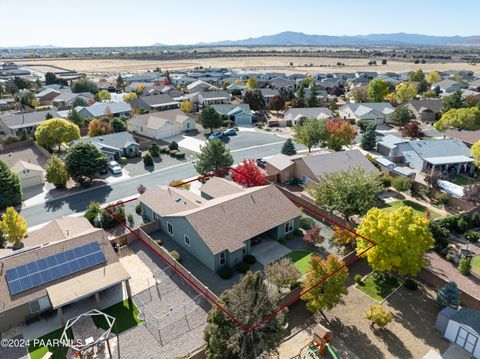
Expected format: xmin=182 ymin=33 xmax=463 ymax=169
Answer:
xmin=373 ymin=327 xmax=413 ymax=358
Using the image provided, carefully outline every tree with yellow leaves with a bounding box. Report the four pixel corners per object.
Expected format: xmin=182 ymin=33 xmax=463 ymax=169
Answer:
xmin=356 ymin=206 xmax=434 ymax=276
xmin=246 ymin=77 xmax=257 ymax=89
xmin=123 ymin=92 xmax=137 ymax=103
xmin=180 ymin=101 xmax=193 ymax=113
xmin=395 ymin=82 xmax=417 ymax=103
xmin=0 ymin=207 xmax=27 ymax=248
xmin=471 ymin=141 xmax=480 ymax=167
xmin=365 ymin=305 xmax=393 ymax=329
xmin=426 ymin=71 xmax=441 ymax=85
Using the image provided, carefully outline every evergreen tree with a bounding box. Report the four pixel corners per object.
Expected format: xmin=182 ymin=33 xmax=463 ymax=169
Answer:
xmin=65 ymin=143 xmax=108 ymax=182
xmin=0 ymin=160 xmax=23 ymax=209
xmin=436 ymin=282 xmax=460 ymax=308
xmin=361 ymin=124 xmax=377 ymax=150
xmin=281 ymin=139 xmax=297 ymax=155
xmin=307 ymin=86 xmax=319 ymax=107
xmin=200 ymin=107 xmax=222 ymax=133
xmin=297 ymin=83 xmax=305 ymax=99
xmin=195 ymin=139 xmax=233 ymax=177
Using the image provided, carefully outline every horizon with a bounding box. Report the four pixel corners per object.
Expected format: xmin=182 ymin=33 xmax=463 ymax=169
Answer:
xmin=1 ymin=0 xmax=480 ymax=47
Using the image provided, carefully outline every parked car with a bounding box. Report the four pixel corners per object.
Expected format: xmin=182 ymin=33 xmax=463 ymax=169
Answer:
xmin=108 ymin=160 xmax=122 ymax=175
xmin=223 ymin=128 xmax=237 ymax=136
xmin=256 ymin=158 xmax=267 ymax=169
xmin=208 ymin=131 xmax=224 ymax=141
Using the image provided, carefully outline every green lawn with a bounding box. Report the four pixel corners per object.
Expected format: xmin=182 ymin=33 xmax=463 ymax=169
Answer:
xmin=355 ymin=272 xmax=402 ymax=302
xmin=93 ymin=299 xmax=143 ymax=334
xmin=282 ymin=251 xmax=316 ymax=275
xmin=28 ymin=327 xmax=72 ymax=359
xmin=472 ymin=256 xmax=480 ymax=274
xmin=448 ymin=174 xmax=480 ymax=186
xmin=381 ymin=199 xmax=440 ymax=219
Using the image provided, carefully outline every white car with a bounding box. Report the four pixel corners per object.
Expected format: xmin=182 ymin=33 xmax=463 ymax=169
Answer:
xmin=108 ymin=160 xmax=122 ymax=175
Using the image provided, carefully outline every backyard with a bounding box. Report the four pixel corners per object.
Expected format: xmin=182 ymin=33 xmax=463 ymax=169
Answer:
xmin=473 ymin=255 xmax=480 ymax=274
xmin=93 ymin=299 xmax=143 ymax=334
xmin=448 ymin=173 xmax=480 ymax=187
xmin=282 ymin=250 xmax=316 ymax=275
xmin=380 ymin=199 xmax=441 ymax=219
xmin=355 ymin=272 xmax=403 ymax=303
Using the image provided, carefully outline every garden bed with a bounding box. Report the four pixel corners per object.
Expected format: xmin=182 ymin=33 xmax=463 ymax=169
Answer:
xmin=355 ymin=272 xmax=403 ymax=303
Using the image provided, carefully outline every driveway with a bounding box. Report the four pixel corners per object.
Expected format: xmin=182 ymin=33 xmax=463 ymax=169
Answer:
xmin=251 ymin=237 xmax=291 ymax=266
xmin=225 ymin=131 xmax=285 ymax=151
xmin=163 ymin=134 xmax=206 ymax=153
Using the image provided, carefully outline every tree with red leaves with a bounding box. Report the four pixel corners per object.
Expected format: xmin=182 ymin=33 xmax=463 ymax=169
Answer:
xmin=269 ymin=95 xmax=285 ymax=113
xmin=402 ymin=121 xmax=424 ymax=138
xmin=231 ymin=159 xmax=266 ymax=187
xmin=325 ymin=119 xmax=356 ymax=151
xmin=304 ymin=225 xmax=325 ymax=246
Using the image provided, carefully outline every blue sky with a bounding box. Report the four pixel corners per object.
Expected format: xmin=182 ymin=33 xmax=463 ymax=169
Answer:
xmin=1 ymin=0 xmax=479 ymax=47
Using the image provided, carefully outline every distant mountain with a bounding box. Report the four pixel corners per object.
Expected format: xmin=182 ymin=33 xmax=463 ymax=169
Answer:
xmin=192 ymin=31 xmax=480 ymax=47
xmin=0 ymin=44 xmax=60 ymax=49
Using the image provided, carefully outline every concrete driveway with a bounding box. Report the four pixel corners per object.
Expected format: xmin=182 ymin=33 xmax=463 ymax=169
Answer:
xmin=251 ymin=237 xmax=291 ymax=266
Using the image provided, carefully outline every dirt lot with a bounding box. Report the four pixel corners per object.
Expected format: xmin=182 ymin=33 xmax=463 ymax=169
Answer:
xmin=12 ymin=56 xmax=480 ymax=75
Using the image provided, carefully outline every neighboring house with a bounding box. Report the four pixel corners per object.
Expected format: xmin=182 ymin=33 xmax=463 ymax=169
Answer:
xmin=0 ymin=228 xmax=131 ymax=332
xmin=97 ymin=82 xmax=116 ymax=92
xmin=445 ymin=129 xmax=480 ymax=148
xmin=339 ymin=103 xmax=394 ymax=125
xmin=375 ymin=157 xmax=416 ymax=179
xmin=265 ymin=149 xmax=378 ymax=185
xmin=377 ymin=137 xmax=474 ymax=175
xmin=0 ymin=109 xmax=60 ymax=135
xmin=199 ymin=176 xmax=244 ymax=200
xmin=258 ymin=88 xmax=280 ymax=103
xmin=196 ymin=90 xmax=231 ymax=107
xmin=269 ymin=77 xmax=295 ymax=90
xmin=139 ymin=184 xmax=302 ymax=272
xmin=187 ymin=80 xmax=218 ymax=93
xmin=127 ymin=109 xmax=196 ymax=139
xmin=131 ymin=94 xmax=180 ymax=112
xmin=227 ymin=83 xmax=247 ymax=92
xmin=283 ymin=107 xmax=333 ymax=126
xmin=76 ymin=101 xmax=131 ymax=119
xmin=71 ymin=132 xmax=139 ymax=160
xmin=406 ymin=99 xmax=442 ymax=123
xmin=436 ymin=307 xmax=480 ymax=358
xmin=52 ymin=92 xmax=93 ymax=109
xmin=210 ymin=104 xmax=253 ymax=125
xmin=432 ymin=79 xmax=467 ymax=93
xmin=35 ymin=89 xmax=61 ymax=106
xmin=0 ymin=97 xmax=16 ymax=111
xmin=11 ymin=161 xmax=44 ymax=189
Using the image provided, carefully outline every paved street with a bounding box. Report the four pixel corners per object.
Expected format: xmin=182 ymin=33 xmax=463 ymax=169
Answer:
xmin=20 ymin=141 xmax=294 ymax=227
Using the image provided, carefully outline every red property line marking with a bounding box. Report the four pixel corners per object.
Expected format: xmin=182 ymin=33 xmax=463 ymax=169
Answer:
xmin=104 ymin=166 xmax=377 ymax=333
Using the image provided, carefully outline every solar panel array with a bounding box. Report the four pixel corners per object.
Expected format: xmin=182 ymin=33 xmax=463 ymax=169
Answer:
xmin=5 ymin=242 xmax=107 ymax=296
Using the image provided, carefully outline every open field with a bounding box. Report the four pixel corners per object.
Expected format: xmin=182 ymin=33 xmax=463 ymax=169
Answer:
xmin=10 ymin=56 xmax=480 ymax=75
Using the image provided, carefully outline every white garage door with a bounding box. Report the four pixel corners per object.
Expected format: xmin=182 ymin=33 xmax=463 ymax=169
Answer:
xmin=21 ymin=175 xmax=43 ymax=188
xmin=235 ymin=114 xmax=252 ymax=125
xmin=456 ymin=327 xmax=478 ymax=354
xmin=156 ymin=126 xmax=180 ymax=139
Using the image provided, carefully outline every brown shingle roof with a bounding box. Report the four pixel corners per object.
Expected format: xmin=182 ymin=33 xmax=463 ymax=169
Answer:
xmin=139 ymin=186 xmax=206 ymax=216
xmin=199 ymin=177 xmax=244 ymax=198
xmin=445 ymin=129 xmax=480 ymax=146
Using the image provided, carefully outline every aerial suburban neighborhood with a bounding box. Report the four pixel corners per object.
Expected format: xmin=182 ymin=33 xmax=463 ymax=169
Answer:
xmin=1 ymin=1 xmax=480 ymax=359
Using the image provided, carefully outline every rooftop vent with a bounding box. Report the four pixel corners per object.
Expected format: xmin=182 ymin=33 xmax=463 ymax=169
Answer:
xmin=175 ymin=197 xmax=182 ymax=203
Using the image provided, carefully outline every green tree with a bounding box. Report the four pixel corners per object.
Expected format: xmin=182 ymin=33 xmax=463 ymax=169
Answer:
xmin=45 ymin=72 xmax=58 ymax=85
xmin=441 ymin=90 xmax=464 ymax=113
xmin=14 ymin=77 xmax=31 ymax=90
xmin=68 ymin=108 xmax=84 ymax=127
xmin=35 ymin=118 xmax=80 ymax=152
xmin=367 ymin=79 xmax=389 ymax=102
xmin=95 ymin=89 xmax=111 ymax=102
xmin=264 ymin=258 xmax=301 ymax=289
xmin=65 ymin=143 xmax=108 ymax=182
xmin=356 ymin=206 xmax=434 ymax=276
xmin=361 ymin=124 xmax=377 ymax=150
xmin=302 ymin=255 xmax=348 ymax=318
xmin=20 ymin=91 xmax=36 ymax=107
xmin=122 ymin=92 xmax=137 ymax=103
xmin=293 ymin=118 xmax=327 ymax=153
xmin=72 ymin=78 xmax=98 ymax=94
xmin=243 ymin=90 xmax=265 ymax=111
xmin=281 ymin=139 xmax=297 ymax=155
xmin=195 ymin=139 xmax=233 ymax=177
xmin=395 ymin=82 xmax=417 ymax=103
xmin=200 ymin=107 xmax=222 ymax=133
xmin=0 ymin=207 xmax=27 ymax=248
xmin=409 ymin=69 xmax=426 ymax=83
xmin=435 ymin=107 xmax=480 ymax=131
xmin=116 ymin=75 xmax=124 ymax=89
xmin=472 ymin=141 xmax=480 ymax=167
xmin=351 ymin=86 xmax=368 ymax=103
xmin=112 ymin=118 xmax=127 ymax=132
xmin=390 ymin=106 xmax=414 ymax=127
xmin=307 ymin=86 xmax=319 ymax=107
xmin=204 ymin=272 xmax=286 ymax=359
xmin=436 ymin=282 xmax=460 ymax=308
xmin=307 ymin=167 xmax=382 ymax=221
xmin=45 ymin=155 xmax=69 ymax=188
xmin=365 ymin=305 xmax=393 ymax=329
xmin=72 ymin=97 xmax=88 ymax=108
xmin=0 ymin=160 xmax=23 ymax=209
xmin=297 ymin=83 xmax=305 ymax=99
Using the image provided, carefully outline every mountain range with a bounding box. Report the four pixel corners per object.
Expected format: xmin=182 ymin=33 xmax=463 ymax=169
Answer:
xmin=169 ymin=31 xmax=480 ymax=47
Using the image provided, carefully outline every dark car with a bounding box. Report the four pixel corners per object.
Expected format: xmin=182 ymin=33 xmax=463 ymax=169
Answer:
xmin=208 ymin=131 xmax=224 ymax=141
xmin=256 ymin=158 xmax=267 ymax=169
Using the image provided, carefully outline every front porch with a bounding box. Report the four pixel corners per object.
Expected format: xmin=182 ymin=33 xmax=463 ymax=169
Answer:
xmin=426 ymin=160 xmax=475 ymax=176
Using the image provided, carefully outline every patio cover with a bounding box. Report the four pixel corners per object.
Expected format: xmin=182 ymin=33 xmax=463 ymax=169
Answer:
xmin=46 ymin=262 xmax=130 ymax=309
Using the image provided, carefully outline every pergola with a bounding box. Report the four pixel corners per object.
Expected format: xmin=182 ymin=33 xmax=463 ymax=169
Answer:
xmin=61 ymin=309 xmax=119 ymax=359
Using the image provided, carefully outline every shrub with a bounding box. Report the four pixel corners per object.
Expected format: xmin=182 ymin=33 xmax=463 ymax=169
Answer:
xmin=169 ymin=250 xmax=181 ymax=262
xmin=465 ymin=230 xmax=480 ymax=243
xmin=175 ymin=152 xmax=186 ymax=159
xmin=286 ymin=233 xmax=296 ymax=241
xmin=127 ymin=213 xmax=134 ymax=223
xmin=135 ymin=203 xmax=142 ymax=214
xmin=290 ymin=281 xmax=301 ymax=290
xmin=154 ymin=239 xmax=163 ymax=246
xmin=143 ymin=153 xmax=153 ymax=166
xmin=279 ymin=237 xmax=288 ymax=245
xmin=222 ymin=119 xmax=233 ymax=128
xmin=392 ymin=176 xmax=412 ymax=192
xmin=293 ymin=229 xmax=303 ymax=237
xmin=429 ymin=221 xmax=450 ymax=250
xmin=455 ymin=215 xmax=469 ymax=234
xmin=419 ymin=186 xmax=433 ymax=198
xmin=404 ymin=278 xmax=418 ymax=291
xmin=470 ymin=212 xmax=480 ymax=227
xmin=119 ymin=156 xmax=127 ymax=165
xmin=169 ymin=150 xmax=178 ymax=156
xmin=149 ymin=143 xmax=161 ymax=157
xmin=440 ymin=216 xmax=458 ymax=231
xmin=236 ymin=262 xmax=250 ymax=273
xmin=219 ymin=267 xmax=233 ymax=279
xmin=244 ymin=254 xmax=256 ymax=265
xmin=299 ymin=216 xmax=316 ymax=230
xmin=458 ymin=258 xmax=471 ymax=275
xmin=159 ymin=145 xmax=169 ymax=153
xmin=354 ymin=274 xmax=364 ymax=285
xmin=381 ymin=175 xmax=392 ymax=188
xmin=168 ymin=141 xmax=179 ymax=151
xmin=435 ymin=192 xmax=449 ymax=205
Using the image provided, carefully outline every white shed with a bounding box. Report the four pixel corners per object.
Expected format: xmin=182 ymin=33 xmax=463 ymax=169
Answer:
xmin=443 ymin=307 xmax=480 ymax=358
xmin=11 ymin=161 xmax=45 ymax=189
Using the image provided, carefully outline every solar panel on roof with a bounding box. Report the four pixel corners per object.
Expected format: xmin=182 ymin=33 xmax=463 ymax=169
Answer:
xmin=5 ymin=242 xmax=107 ymax=296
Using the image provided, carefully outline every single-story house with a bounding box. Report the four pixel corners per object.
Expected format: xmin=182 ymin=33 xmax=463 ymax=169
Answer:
xmin=139 ymin=184 xmax=302 ymax=272
xmin=406 ymin=99 xmax=442 ymax=123
xmin=437 ymin=307 xmax=480 ymax=358
xmin=0 ymin=227 xmax=131 ymax=332
xmin=266 ymin=149 xmax=379 ymax=185
xmin=257 ymin=88 xmax=280 ymax=103
xmin=71 ymin=131 xmax=139 ymax=160
xmin=35 ymin=89 xmax=62 ymax=106
xmin=445 ymin=129 xmax=480 ymax=148
xmin=339 ymin=103 xmax=394 ymax=125
xmin=377 ymin=137 xmax=474 ymax=175
xmin=375 ymin=157 xmax=416 ymax=179
xmin=283 ymin=107 xmax=333 ymax=126
xmin=76 ymin=101 xmax=131 ymax=119
xmin=131 ymin=94 xmax=180 ymax=112
xmin=196 ymin=90 xmax=231 ymax=107
xmin=0 ymin=109 xmax=60 ymax=136
xmin=52 ymin=92 xmax=93 ymax=109
xmin=269 ymin=77 xmax=295 ymax=90
xmin=11 ymin=161 xmax=44 ymax=189
xmin=0 ymin=97 xmax=16 ymax=111
xmin=210 ymin=104 xmax=253 ymax=125
xmin=199 ymin=176 xmax=244 ymax=200
xmin=127 ymin=109 xmax=196 ymax=139
xmin=187 ymin=80 xmax=218 ymax=93
xmin=432 ymin=79 xmax=467 ymax=93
